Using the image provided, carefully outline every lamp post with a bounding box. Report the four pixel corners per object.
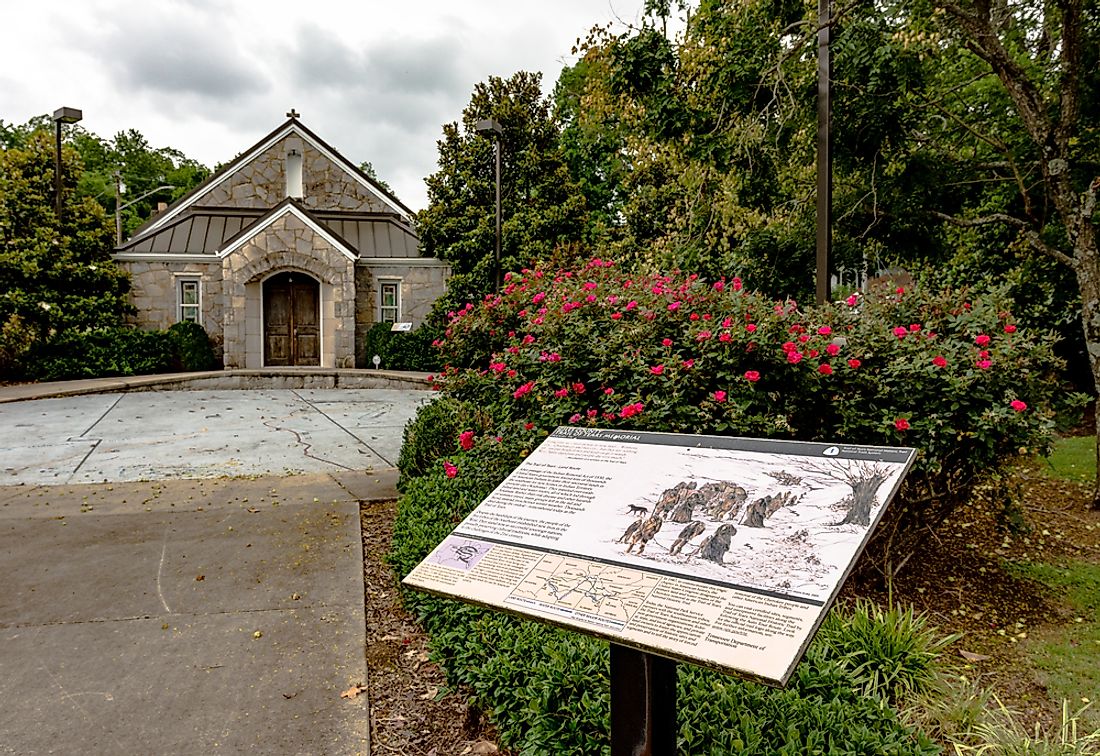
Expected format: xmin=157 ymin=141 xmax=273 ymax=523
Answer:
xmin=52 ymin=107 xmax=82 ymax=226
xmin=475 ymin=118 xmax=503 ymax=294
xmin=113 ymin=171 xmax=174 ymax=245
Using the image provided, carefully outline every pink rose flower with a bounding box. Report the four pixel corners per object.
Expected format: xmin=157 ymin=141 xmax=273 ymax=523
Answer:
xmin=443 ymin=460 xmax=458 ymax=478
xmin=817 ymin=326 xmax=832 ymax=336
xmin=662 ymin=338 xmax=673 ymax=347
xmin=787 ymin=351 xmax=803 ymax=364
xmin=746 ymin=324 xmax=757 ymax=333
xmin=713 ymin=390 xmax=727 ymax=402
xmin=744 ymin=370 xmax=761 ymax=382
xmin=847 ymin=359 xmax=861 ymax=369
xmin=650 ymin=365 xmax=664 ymax=375
xmin=459 ymin=431 xmax=475 ymax=451
xmin=932 ymin=355 xmax=947 ymax=368
xmin=894 ymin=418 xmax=910 ymax=431
xmin=893 ymin=327 xmax=908 ymax=339
xmin=826 ymin=344 xmax=840 ymax=356
xmin=975 ymin=334 xmax=991 ymax=347
xmin=1010 ymin=399 xmax=1027 ymax=412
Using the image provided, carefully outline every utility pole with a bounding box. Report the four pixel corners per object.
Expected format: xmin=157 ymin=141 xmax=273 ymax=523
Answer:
xmin=815 ymin=0 xmax=832 ymax=305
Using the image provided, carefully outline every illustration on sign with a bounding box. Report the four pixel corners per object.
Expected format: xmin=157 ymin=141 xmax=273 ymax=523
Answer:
xmin=403 ymin=429 xmax=914 ymax=685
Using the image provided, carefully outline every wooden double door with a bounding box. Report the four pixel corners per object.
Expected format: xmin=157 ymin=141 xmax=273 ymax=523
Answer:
xmin=263 ymin=272 xmax=320 ymax=366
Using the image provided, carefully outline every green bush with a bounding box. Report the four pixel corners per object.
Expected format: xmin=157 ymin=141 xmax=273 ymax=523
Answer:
xmin=430 ymin=260 xmax=1080 ymax=567
xmin=362 ymin=321 xmax=439 ymax=371
xmin=167 ymin=321 xmax=218 ymax=371
xmin=29 ymin=327 xmax=175 ymax=380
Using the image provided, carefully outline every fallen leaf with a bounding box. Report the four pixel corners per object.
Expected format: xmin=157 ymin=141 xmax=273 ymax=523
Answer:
xmin=470 ymin=741 xmax=499 ymax=754
xmin=340 ymin=684 xmax=367 ymax=699
xmin=252 ymin=631 xmax=263 ymax=639
xmin=247 ymin=507 xmax=259 ymax=513
xmin=419 ymin=685 xmax=439 ymax=700
xmin=195 ymin=575 xmax=205 ymax=581
xmin=958 ymin=650 xmax=990 ymax=662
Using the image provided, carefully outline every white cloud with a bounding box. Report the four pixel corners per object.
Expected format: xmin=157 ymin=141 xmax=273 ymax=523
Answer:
xmin=0 ymin=0 xmax=663 ymax=211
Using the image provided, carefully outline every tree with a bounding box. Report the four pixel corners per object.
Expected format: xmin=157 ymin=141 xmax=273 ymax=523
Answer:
xmin=359 ymin=160 xmax=394 ymax=195
xmin=0 ymin=131 xmax=132 ymax=376
xmin=905 ymin=0 xmax=1100 ymax=506
xmin=417 ymin=71 xmax=590 ymax=306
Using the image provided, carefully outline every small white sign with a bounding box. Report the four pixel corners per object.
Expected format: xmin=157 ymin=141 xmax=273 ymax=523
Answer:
xmin=390 ymin=322 xmax=413 ymax=332
xmin=404 ymin=429 xmax=915 ymax=686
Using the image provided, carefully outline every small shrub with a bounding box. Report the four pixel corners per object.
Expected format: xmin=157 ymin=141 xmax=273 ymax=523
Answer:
xmin=29 ymin=327 xmax=175 ymax=380
xmin=362 ymin=321 xmax=439 ymax=371
xmin=813 ymin=599 xmax=958 ymax=706
xmin=950 ymin=697 xmax=1100 ymax=755
xmin=167 ymin=321 xmax=218 ymax=371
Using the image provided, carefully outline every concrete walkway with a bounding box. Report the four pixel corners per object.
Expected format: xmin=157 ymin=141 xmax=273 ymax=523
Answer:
xmin=0 ymin=386 xmax=431 ymax=755
xmin=1 ymin=388 xmax=429 ymax=486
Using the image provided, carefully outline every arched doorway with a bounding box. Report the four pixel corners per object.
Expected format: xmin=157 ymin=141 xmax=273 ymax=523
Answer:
xmin=263 ymin=272 xmax=320 ymax=366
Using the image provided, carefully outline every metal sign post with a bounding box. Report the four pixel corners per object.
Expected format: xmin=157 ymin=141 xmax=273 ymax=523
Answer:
xmin=610 ymin=644 xmax=677 ymax=756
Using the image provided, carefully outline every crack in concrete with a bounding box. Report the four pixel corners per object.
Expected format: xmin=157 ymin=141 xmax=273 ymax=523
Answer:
xmin=291 ymin=390 xmax=394 ymax=467
xmin=2 ymin=603 xmax=346 ymax=631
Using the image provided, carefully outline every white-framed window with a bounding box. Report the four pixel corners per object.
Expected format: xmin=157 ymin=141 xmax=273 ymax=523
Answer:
xmin=178 ymin=278 xmax=201 ymax=325
xmin=378 ymin=279 xmax=400 ymax=323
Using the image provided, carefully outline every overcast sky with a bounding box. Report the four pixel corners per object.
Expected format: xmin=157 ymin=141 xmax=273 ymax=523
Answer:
xmin=0 ymin=0 xmax=658 ymax=212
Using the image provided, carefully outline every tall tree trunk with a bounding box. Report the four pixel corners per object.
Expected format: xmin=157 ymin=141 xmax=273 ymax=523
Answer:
xmin=1074 ymin=233 xmax=1100 ymax=510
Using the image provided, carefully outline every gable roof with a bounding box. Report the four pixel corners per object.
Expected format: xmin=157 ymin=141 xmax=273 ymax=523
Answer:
xmin=125 ymin=116 xmax=414 ymax=244
xmin=217 ymin=198 xmax=359 ymax=261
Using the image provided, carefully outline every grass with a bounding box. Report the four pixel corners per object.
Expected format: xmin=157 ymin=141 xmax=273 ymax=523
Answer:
xmin=1007 ymin=559 xmax=1100 ymax=732
xmin=1042 ymin=436 xmax=1096 ymax=484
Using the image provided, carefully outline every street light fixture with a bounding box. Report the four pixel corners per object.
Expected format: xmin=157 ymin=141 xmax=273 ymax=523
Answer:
xmin=52 ymin=106 xmax=82 ymax=225
xmin=113 ymin=171 xmax=174 ymax=244
xmin=475 ymin=118 xmax=503 ymax=294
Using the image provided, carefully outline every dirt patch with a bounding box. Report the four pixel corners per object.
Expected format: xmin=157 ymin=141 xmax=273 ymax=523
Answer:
xmin=846 ymin=463 xmax=1100 ymax=729
xmin=361 ymin=500 xmax=508 ymax=756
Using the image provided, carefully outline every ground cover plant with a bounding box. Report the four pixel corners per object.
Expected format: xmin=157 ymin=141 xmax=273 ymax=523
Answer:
xmin=389 ymin=259 xmax=1087 ymax=753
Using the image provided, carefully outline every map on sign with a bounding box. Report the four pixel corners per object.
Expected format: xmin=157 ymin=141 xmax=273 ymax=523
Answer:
xmin=507 ymin=555 xmax=659 ymax=629
xmin=403 ymin=428 xmax=914 ymax=686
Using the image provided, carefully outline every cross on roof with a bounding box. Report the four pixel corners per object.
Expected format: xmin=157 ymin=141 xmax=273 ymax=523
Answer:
xmin=286 ymin=108 xmax=300 ymax=119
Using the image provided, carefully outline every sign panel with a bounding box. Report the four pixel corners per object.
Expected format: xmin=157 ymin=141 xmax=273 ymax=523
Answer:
xmin=403 ymin=428 xmax=915 ymax=685
xmin=390 ymin=322 xmax=414 ymax=332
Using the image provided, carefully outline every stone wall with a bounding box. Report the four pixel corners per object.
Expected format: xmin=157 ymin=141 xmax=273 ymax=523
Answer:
xmin=221 ymin=212 xmax=357 ymax=369
xmin=118 ymin=260 xmax=224 ymax=351
xmin=353 ymin=260 xmax=450 ymax=366
xmin=193 ymin=135 xmax=394 ymax=214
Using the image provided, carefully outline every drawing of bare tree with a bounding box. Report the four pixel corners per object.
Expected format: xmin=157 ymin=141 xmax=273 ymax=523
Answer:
xmin=804 ymin=460 xmax=892 ymax=527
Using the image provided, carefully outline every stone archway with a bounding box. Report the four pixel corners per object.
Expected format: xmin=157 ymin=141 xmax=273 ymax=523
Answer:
xmin=263 ymin=272 xmax=320 ymax=366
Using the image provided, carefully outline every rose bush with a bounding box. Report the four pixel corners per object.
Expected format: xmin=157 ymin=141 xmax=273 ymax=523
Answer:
xmin=422 ymin=260 xmax=1076 ymax=567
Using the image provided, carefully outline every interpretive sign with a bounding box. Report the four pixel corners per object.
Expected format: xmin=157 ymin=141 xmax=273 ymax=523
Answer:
xmin=403 ymin=428 xmax=915 ymax=686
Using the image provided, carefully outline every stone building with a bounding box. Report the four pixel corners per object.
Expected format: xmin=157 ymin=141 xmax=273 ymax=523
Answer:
xmin=113 ymin=114 xmax=449 ymax=368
